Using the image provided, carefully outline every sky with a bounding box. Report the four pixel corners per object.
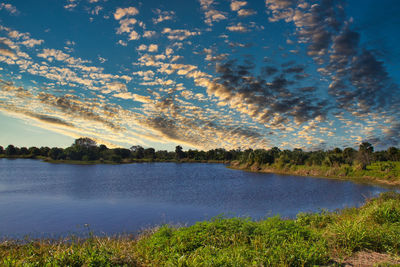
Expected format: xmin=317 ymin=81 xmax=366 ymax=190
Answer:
xmin=0 ymin=0 xmax=399 ymax=151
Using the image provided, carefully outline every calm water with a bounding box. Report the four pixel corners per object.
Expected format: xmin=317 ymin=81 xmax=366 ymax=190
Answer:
xmin=0 ymin=159 xmax=391 ymax=238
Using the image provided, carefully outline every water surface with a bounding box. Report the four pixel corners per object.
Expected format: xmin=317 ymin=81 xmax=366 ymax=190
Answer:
xmin=0 ymin=159 xmax=390 ymax=238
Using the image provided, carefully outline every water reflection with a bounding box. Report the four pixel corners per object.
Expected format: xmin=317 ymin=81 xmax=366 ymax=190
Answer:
xmin=0 ymin=159 xmax=391 ymax=238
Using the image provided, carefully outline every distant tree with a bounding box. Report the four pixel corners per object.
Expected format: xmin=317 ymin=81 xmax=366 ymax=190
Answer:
xmin=175 ymin=145 xmax=184 ymax=160
xmin=332 ymin=147 xmax=342 ymax=154
xmin=305 ymin=150 xmax=325 ymax=166
xmin=144 ymin=148 xmax=156 ymax=159
xmin=113 ymin=148 xmax=131 ymax=159
xmin=74 ymin=137 xmax=97 ymax=148
xmin=111 ymin=154 xmax=122 ymax=163
xmin=291 ymin=148 xmax=307 ymax=165
xmin=5 ymin=145 xmax=17 ymax=156
xmin=131 ymin=145 xmax=144 ymax=159
xmin=343 ymin=147 xmax=356 ymax=165
xmin=49 ymin=147 xmax=64 ymax=160
xmin=387 ymin=147 xmax=399 ymax=161
xmin=20 ymin=147 xmax=29 ymax=155
xmin=269 ymin=147 xmax=281 ymax=163
xmin=40 ymin=147 xmax=50 ymax=157
xmin=29 ymin=147 xmax=41 ymax=156
xmin=253 ymin=149 xmax=273 ymax=165
xmin=156 ymin=150 xmax=169 ymax=160
xmin=187 ymin=149 xmax=196 ymax=159
xmin=0 ymin=146 xmax=3 ymax=154
xmin=358 ymin=142 xmax=374 ymax=169
xmin=99 ymin=144 xmax=108 ymax=151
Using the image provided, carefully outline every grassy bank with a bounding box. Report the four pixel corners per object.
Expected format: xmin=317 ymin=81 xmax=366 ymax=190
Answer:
xmin=230 ymin=161 xmax=400 ymax=187
xmin=1 ymin=192 xmax=400 ymax=266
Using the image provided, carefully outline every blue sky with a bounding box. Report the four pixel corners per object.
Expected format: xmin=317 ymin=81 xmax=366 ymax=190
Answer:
xmin=0 ymin=0 xmax=399 ymax=150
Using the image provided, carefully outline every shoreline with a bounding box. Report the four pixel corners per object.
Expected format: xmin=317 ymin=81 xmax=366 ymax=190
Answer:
xmin=0 ymin=156 xmax=228 ymax=165
xmin=228 ymin=161 xmax=400 ymax=188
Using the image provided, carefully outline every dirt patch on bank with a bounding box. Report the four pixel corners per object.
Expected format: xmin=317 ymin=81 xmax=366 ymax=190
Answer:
xmin=340 ymin=251 xmax=400 ymax=266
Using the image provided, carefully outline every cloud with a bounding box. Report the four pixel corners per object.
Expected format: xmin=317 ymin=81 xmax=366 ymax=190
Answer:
xmin=237 ymin=9 xmax=256 ymax=16
xmin=197 ymin=59 xmax=329 ymax=129
xmin=199 ymin=0 xmax=227 ymax=26
xmin=114 ymin=6 xmax=140 ymax=41
xmin=0 ymin=48 xmax=17 ymax=59
xmin=148 ymin=44 xmax=158 ymax=52
xmin=37 ymin=48 xmax=69 ymax=62
xmin=265 ymin=0 xmax=399 ymax=115
xmin=104 ymin=82 xmax=127 ymax=93
xmin=20 ymin=38 xmax=44 ymax=48
xmin=116 ymin=18 xmax=137 ymax=34
xmin=114 ymin=7 xmax=139 ymax=20
xmin=0 ymin=3 xmax=19 ymax=14
xmin=29 ymin=113 xmax=75 ymax=127
xmin=231 ymin=1 xmax=247 ymax=11
xmin=226 ymin=23 xmax=248 ymax=32
xmin=113 ymin=92 xmax=152 ymax=103
xmin=118 ymin=40 xmax=128 ymax=46
xmin=37 ymin=92 xmax=124 ymax=131
xmin=152 ymin=9 xmax=175 ymax=24
xmin=143 ymin=31 xmax=156 ymax=38
xmin=64 ymin=0 xmax=78 ymax=10
xmin=162 ymin=28 xmax=201 ymax=40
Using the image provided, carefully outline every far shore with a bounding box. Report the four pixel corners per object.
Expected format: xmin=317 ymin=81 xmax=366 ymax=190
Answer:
xmin=1 ymin=155 xmax=400 ymax=188
xmin=0 ymin=155 xmax=228 ymax=165
xmin=229 ymin=161 xmax=400 ymax=188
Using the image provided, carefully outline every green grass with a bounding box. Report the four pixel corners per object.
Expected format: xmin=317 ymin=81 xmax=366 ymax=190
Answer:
xmin=2 ymin=192 xmax=400 ymax=266
xmin=233 ymin=161 xmax=400 ymax=186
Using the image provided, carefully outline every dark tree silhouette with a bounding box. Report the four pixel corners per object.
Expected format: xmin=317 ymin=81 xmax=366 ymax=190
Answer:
xmin=175 ymin=145 xmax=184 ymax=160
xmin=74 ymin=137 xmax=97 ymax=148
xmin=358 ymin=142 xmax=374 ymax=169
xmin=6 ymin=145 xmax=17 ymax=156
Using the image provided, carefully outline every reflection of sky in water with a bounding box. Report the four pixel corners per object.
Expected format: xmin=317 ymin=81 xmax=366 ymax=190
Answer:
xmin=0 ymin=159 xmax=393 ymax=238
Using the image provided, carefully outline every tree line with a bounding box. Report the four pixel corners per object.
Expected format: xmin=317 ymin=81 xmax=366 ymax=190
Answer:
xmin=1 ymin=138 xmax=400 ymax=168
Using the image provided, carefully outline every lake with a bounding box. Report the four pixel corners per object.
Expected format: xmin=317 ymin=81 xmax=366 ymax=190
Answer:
xmin=0 ymin=159 xmax=391 ymax=238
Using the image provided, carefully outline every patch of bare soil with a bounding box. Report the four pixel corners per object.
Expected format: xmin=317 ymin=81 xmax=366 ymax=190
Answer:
xmin=341 ymin=251 xmax=400 ymax=266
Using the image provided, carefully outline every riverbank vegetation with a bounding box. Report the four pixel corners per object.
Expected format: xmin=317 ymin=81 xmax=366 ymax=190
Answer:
xmin=1 ymin=192 xmax=400 ymax=266
xmin=231 ymin=142 xmax=400 ymax=186
xmin=1 ymin=138 xmax=400 ymax=184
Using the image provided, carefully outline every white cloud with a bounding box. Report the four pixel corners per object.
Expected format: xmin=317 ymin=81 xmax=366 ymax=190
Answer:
xmin=37 ymin=49 xmax=69 ymax=61
xmin=113 ymin=92 xmax=152 ymax=103
xmin=137 ymin=44 xmax=147 ymax=51
xmin=104 ymin=82 xmax=127 ymax=93
xmin=162 ymin=28 xmax=201 ymax=41
xmin=237 ymin=9 xmax=256 ymax=16
xmin=148 ymin=44 xmax=158 ymax=52
xmin=143 ymin=31 xmax=156 ymax=38
xmin=21 ymin=38 xmax=44 ymax=48
xmin=0 ymin=3 xmax=18 ymax=14
xmin=118 ymin=40 xmax=128 ymax=46
xmin=0 ymin=48 xmax=17 ymax=59
xmin=152 ymin=9 xmax=175 ymax=24
xmin=230 ymin=1 xmax=247 ymax=11
xmin=199 ymin=0 xmax=227 ymax=26
xmin=117 ymin=18 xmax=137 ymax=34
xmin=129 ymin=31 xmax=140 ymax=40
xmin=114 ymin=7 xmax=139 ymax=20
xmin=226 ymin=23 xmax=248 ymax=32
